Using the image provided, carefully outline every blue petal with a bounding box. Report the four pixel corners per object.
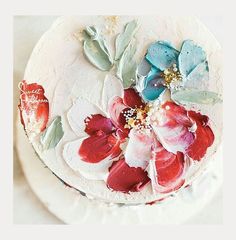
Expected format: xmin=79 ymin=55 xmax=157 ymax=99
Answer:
xmin=145 ymin=41 xmax=179 ymax=71
xmin=142 ymin=68 xmax=166 ymax=101
xmin=184 ymin=61 xmax=209 ymax=89
xmin=178 ymin=40 xmax=207 ymax=78
xmin=144 ymin=67 xmax=160 ymax=85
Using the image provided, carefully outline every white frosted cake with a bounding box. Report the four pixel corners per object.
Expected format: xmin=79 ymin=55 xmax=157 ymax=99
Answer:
xmin=18 ymin=16 xmax=222 ymax=206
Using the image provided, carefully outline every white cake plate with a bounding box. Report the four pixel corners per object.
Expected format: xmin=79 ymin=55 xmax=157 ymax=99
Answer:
xmin=15 ymin=117 xmax=223 ymax=224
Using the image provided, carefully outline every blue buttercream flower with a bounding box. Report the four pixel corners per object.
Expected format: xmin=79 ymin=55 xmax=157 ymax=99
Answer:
xmin=140 ymin=40 xmax=209 ymax=101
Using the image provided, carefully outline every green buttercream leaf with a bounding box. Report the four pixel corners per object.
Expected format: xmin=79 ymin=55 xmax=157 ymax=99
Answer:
xmin=83 ymin=26 xmax=113 ymax=71
xmin=115 ymin=20 xmax=138 ymax=61
xmin=171 ymin=89 xmax=222 ymax=105
xmin=117 ymin=40 xmax=137 ymax=88
xmin=40 ymin=116 xmax=64 ymax=150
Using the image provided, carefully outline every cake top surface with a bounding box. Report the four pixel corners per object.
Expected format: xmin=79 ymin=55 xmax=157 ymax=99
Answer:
xmin=18 ymin=16 xmax=222 ymax=204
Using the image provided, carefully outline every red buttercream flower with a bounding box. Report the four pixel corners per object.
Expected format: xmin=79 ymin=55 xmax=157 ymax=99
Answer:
xmin=63 ymin=78 xmax=214 ymax=194
xmin=106 ymin=88 xmax=214 ymax=193
xmin=78 ymin=114 xmax=123 ymax=163
xmin=66 ymin=89 xmax=146 ymax=165
xmin=18 ymin=80 xmax=49 ymax=133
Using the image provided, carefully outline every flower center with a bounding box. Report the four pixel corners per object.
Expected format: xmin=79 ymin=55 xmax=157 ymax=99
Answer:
xmin=161 ymin=64 xmax=182 ymax=88
xmin=122 ymin=105 xmax=151 ymax=131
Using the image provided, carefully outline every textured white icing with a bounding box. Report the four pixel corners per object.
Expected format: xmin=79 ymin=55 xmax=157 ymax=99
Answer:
xmin=67 ymin=97 xmax=104 ymax=137
xmin=23 ymin=16 xmax=222 ymax=204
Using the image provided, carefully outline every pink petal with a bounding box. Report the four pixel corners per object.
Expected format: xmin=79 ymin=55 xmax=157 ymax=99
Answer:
xmin=79 ymin=133 xmax=121 ymax=163
xmin=186 ymin=111 xmax=214 ymax=161
xmin=107 ymin=157 xmax=150 ymax=193
xmin=151 ymin=101 xmax=195 ymax=154
xmin=84 ymin=114 xmax=114 ymax=136
xmin=108 ymin=96 xmax=130 ymax=136
xmin=125 ymin=129 xmax=154 ymax=169
xmin=18 ymin=80 xmax=49 ymax=133
xmin=123 ymin=88 xmax=146 ymax=108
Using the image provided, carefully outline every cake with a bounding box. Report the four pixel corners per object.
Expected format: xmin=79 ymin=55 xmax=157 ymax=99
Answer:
xmin=18 ymin=16 xmax=222 ymax=205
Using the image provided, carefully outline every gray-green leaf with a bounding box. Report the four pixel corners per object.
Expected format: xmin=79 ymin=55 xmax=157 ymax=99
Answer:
xmin=83 ymin=26 xmax=113 ymax=71
xmin=171 ymin=89 xmax=222 ymax=105
xmin=40 ymin=116 xmax=64 ymax=150
xmin=116 ymin=40 xmax=137 ymax=88
xmin=115 ymin=20 xmax=138 ymax=61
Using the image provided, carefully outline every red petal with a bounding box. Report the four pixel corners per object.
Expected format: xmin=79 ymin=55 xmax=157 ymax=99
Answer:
xmin=123 ymin=88 xmax=145 ymax=108
xmin=161 ymin=102 xmax=193 ymax=128
xmin=107 ymin=158 xmax=150 ymax=193
xmin=116 ymin=128 xmax=129 ymax=140
xmin=18 ymin=80 xmax=49 ymax=132
xmin=155 ymin=151 xmax=185 ymax=187
xmin=152 ymin=140 xmax=185 ymax=193
xmin=84 ymin=114 xmax=114 ymax=135
xmin=186 ymin=111 xmax=215 ymax=161
xmin=79 ymin=133 xmax=121 ymax=163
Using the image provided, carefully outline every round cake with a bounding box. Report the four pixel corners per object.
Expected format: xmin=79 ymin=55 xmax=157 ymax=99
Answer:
xmin=18 ymin=16 xmax=222 ymax=205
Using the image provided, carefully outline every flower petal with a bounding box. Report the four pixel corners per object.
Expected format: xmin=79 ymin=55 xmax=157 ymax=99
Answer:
xmin=67 ymin=97 xmax=105 ymax=137
xmin=101 ymin=73 xmax=124 ymax=113
xmin=107 ymin=157 xmax=150 ymax=193
xmin=123 ymin=88 xmax=145 ymax=108
xmin=142 ymin=68 xmax=166 ymax=101
xmin=124 ymin=129 xmax=154 ymax=169
xmin=155 ymin=151 xmax=185 ymax=187
xmin=84 ymin=114 xmax=114 ymax=135
xmin=79 ymin=133 xmax=121 ymax=163
xmin=63 ymin=138 xmax=113 ymax=180
xmin=185 ymin=61 xmax=209 ymax=89
xmin=186 ymin=111 xmax=214 ymax=160
xmin=145 ymin=41 xmax=179 ymax=71
xmin=18 ymin=80 xmax=49 ymax=133
xmin=178 ymin=40 xmax=207 ymax=78
xmin=151 ymin=101 xmax=195 ymax=154
xmin=108 ymin=96 xmax=129 ymax=133
xmin=148 ymin=140 xmax=185 ymax=193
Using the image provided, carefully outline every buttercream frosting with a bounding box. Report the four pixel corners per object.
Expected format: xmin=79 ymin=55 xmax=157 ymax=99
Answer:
xmin=19 ymin=16 xmax=222 ymax=204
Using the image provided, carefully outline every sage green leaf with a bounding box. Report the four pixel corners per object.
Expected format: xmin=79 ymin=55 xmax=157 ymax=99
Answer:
xmin=115 ymin=20 xmax=138 ymax=61
xmin=171 ymin=89 xmax=222 ymax=105
xmin=83 ymin=26 xmax=113 ymax=71
xmin=40 ymin=116 xmax=64 ymax=150
xmin=117 ymin=41 xmax=137 ymax=88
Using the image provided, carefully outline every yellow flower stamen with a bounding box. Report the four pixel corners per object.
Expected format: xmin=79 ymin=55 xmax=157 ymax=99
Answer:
xmin=161 ymin=64 xmax=182 ymax=88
